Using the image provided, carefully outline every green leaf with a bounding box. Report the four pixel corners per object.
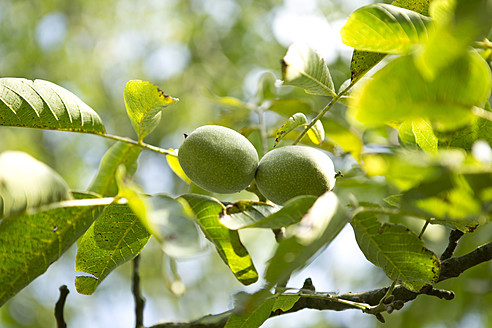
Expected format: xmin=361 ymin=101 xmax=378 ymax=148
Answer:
xmin=392 ymin=0 xmax=431 ymax=15
xmin=321 ymin=118 xmax=362 ymax=163
xmin=0 ymin=78 xmax=105 ymax=134
xmin=265 ymin=192 xmax=349 ymax=286
xmin=281 ymin=43 xmax=336 ymax=97
xmin=180 ymin=194 xmax=258 ymax=285
xmin=348 ymin=0 xmax=431 ymax=82
xmin=0 ymin=151 xmax=72 ymax=219
xmin=416 ymin=0 xmax=492 ymax=79
xmin=341 ymin=3 xmax=434 ymax=54
xmin=166 ymin=149 xmax=191 ymax=184
xmin=225 ymin=296 xmax=276 ymax=328
xmin=306 ymin=120 xmax=325 ymax=145
xmin=437 ymin=101 xmax=492 ymax=150
xmin=398 ymin=121 xmax=420 ymax=150
xmin=274 ymin=113 xmax=308 ymax=147
xmin=124 ymin=80 xmax=179 ymax=142
xmin=351 ymin=51 xmax=491 ymax=130
xmin=400 ymin=174 xmax=482 ymax=232
xmin=351 ymin=208 xmax=440 ymax=291
xmin=220 ymin=201 xmax=279 ymax=230
xmin=220 ymin=196 xmax=316 ymax=230
xmin=411 ymin=119 xmax=438 ymax=152
xmin=0 ymin=192 xmax=106 ymax=306
xmin=88 ymin=142 xmax=142 ymax=197
xmin=75 ymin=203 xmax=151 ymax=295
xmin=349 ymin=50 xmax=387 ymax=83
xmin=272 ymin=294 xmax=300 ymax=312
xmin=116 ymin=169 xmax=202 ymax=257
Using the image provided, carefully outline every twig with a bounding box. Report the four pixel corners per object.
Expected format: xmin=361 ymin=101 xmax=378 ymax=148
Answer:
xmin=102 ymin=133 xmax=173 ymax=156
xmin=54 ymin=285 xmax=69 ymax=328
xmin=292 ymin=81 xmax=355 ymax=145
xmin=439 ymin=241 xmax=492 ymax=281
xmin=148 ymin=241 xmax=492 ymax=328
xmin=418 ymin=220 xmax=430 ymax=239
xmin=133 ymin=255 xmax=145 ymax=328
xmin=440 ymin=230 xmax=465 ymax=261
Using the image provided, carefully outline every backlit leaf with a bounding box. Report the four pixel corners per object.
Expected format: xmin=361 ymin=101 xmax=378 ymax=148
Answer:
xmin=0 ymin=192 xmax=105 ymax=306
xmin=351 ymin=51 xmax=491 ymax=130
xmin=274 ymin=113 xmax=308 ymax=147
xmin=124 ymin=80 xmax=179 ymax=142
xmin=348 ymin=0 xmax=431 ymax=82
xmin=351 ymin=207 xmax=440 ymax=291
xmin=281 ymin=43 xmax=336 ymax=97
xmin=306 ymin=120 xmax=325 ymax=145
xmin=75 ymin=203 xmax=151 ymax=295
xmin=412 ymin=119 xmax=438 ymax=152
xmin=181 ymin=194 xmax=258 ymax=285
xmin=0 ymin=78 xmax=105 ymax=134
xmin=166 ymin=149 xmax=191 ymax=184
xmin=341 ymin=3 xmax=434 ymax=54
xmin=88 ymin=142 xmax=142 ymax=197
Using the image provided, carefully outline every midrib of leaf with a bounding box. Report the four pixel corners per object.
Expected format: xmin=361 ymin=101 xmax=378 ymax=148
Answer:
xmin=299 ymin=70 xmax=331 ymax=94
xmin=354 ymin=217 xmax=407 ymax=281
xmin=92 ymin=218 xmax=142 ymax=282
xmin=137 ymin=100 xmax=162 ymax=139
xmin=3 ymin=206 xmax=97 ymax=297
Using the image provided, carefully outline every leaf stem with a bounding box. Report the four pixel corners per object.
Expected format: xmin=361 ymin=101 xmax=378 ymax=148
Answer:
xmin=418 ymin=220 xmax=430 ymax=239
xmin=101 ymin=133 xmax=173 ymax=156
xmin=292 ymin=81 xmax=355 ymax=145
xmin=472 ymin=106 xmax=492 ymax=122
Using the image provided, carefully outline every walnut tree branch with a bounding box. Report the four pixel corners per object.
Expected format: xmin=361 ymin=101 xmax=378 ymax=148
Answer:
xmin=148 ymin=241 xmax=492 ymax=328
xmin=55 ymin=285 xmax=69 ymax=328
xmin=133 ymin=255 xmax=145 ymax=328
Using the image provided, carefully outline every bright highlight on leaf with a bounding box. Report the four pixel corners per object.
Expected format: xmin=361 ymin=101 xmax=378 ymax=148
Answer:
xmin=0 ymin=151 xmax=72 ymax=219
xmin=274 ymin=113 xmax=307 ymax=146
xmin=0 ymin=78 xmax=106 ymax=134
xmin=124 ymin=80 xmax=179 ymax=142
xmin=306 ymin=120 xmax=325 ymax=145
xmin=341 ymin=3 xmax=434 ymax=54
xmin=350 ymin=51 xmax=491 ymax=130
xmin=166 ymin=149 xmax=191 ymax=184
xmin=281 ymin=43 xmax=336 ymax=97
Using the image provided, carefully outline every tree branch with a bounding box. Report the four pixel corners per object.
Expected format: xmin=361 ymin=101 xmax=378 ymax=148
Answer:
xmin=54 ymin=285 xmax=69 ymax=328
xmin=133 ymin=255 xmax=145 ymax=328
xmin=440 ymin=229 xmax=464 ymax=261
xmin=147 ymin=241 xmax=492 ymax=328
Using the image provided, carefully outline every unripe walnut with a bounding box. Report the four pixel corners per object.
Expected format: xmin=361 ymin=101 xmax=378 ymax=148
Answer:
xmin=178 ymin=125 xmax=258 ymax=194
xmin=254 ymin=146 xmax=336 ymax=205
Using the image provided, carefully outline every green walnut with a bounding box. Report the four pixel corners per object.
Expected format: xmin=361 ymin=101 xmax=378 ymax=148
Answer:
xmin=178 ymin=125 xmax=259 ymax=194
xmin=255 ymin=146 xmax=336 ymax=205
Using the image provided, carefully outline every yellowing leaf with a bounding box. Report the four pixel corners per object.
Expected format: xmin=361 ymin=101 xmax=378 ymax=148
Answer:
xmin=166 ymin=149 xmax=191 ymax=184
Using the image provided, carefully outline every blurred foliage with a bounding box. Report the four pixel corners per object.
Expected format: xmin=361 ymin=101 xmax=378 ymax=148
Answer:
xmin=0 ymin=0 xmax=491 ymax=328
